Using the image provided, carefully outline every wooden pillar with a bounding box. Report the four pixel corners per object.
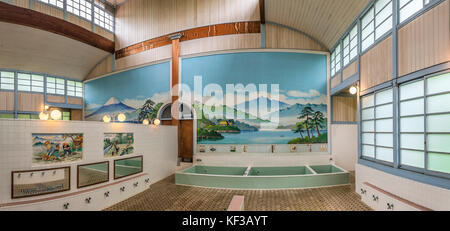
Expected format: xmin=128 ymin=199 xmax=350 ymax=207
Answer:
xmin=169 ymin=33 xmax=182 ymax=158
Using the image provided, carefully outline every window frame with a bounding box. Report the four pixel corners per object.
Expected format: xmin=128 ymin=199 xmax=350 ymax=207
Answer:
xmin=66 ymin=0 xmax=93 ymax=22
xmin=0 ymin=71 xmax=15 ymax=91
xmin=37 ymin=0 xmax=64 ymax=9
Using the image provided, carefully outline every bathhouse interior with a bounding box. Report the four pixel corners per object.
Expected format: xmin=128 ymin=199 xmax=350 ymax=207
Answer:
xmin=0 ymin=0 xmax=449 ymax=211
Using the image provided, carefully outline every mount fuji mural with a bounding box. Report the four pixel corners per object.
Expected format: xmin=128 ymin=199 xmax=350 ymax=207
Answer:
xmin=84 ymin=62 xmax=171 ymax=123
xmin=181 ymin=52 xmax=328 ymax=145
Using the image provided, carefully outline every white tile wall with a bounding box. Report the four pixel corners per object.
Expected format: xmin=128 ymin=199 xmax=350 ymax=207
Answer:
xmin=331 ymin=124 xmax=358 ymax=171
xmin=356 ymin=164 xmax=450 ymax=211
xmin=0 ymin=119 xmax=177 ymax=209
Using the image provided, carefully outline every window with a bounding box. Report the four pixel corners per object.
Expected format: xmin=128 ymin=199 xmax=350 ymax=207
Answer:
xmin=38 ymin=0 xmax=64 ymax=8
xmin=47 ymin=77 xmax=65 ymax=95
xmin=67 ymin=80 xmax=83 ymax=97
xmin=17 ymin=73 xmax=31 ymax=92
xmin=0 ymin=71 xmax=14 ymax=90
xmin=399 ymin=0 xmax=435 ymax=23
xmin=63 ymin=111 xmax=71 ymax=120
xmin=94 ymin=3 xmax=114 ymax=31
xmin=17 ymin=114 xmax=40 ymax=120
xmin=330 ymin=44 xmax=341 ymax=76
xmin=399 ymin=72 xmax=450 ymax=174
xmin=361 ymin=88 xmax=394 ymax=163
xmin=361 ymin=0 xmax=393 ymax=52
xmin=0 ymin=113 xmax=14 ymax=119
xmin=342 ymin=25 xmax=358 ymax=66
xmin=67 ymin=0 xmax=92 ymax=21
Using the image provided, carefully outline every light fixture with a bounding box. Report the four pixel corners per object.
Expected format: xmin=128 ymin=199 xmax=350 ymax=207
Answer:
xmin=50 ymin=109 xmax=62 ymax=120
xmin=44 ymin=105 xmax=49 ymax=110
xmin=103 ymin=115 xmax=111 ymax=123
xmin=117 ymin=113 xmax=126 ymax=122
xmin=39 ymin=111 xmax=49 ymax=120
xmin=349 ymin=86 xmax=358 ymax=95
xmin=153 ymin=119 xmax=161 ymax=126
xmin=142 ymin=119 xmax=150 ymax=125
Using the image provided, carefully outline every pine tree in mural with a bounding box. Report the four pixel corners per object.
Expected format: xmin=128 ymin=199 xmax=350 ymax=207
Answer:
xmin=138 ymin=99 xmax=156 ymax=122
xmin=312 ymin=111 xmax=325 ymax=137
xmin=298 ymin=106 xmax=314 ymax=139
xmin=293 ymin=121 xmax=306 ymax=139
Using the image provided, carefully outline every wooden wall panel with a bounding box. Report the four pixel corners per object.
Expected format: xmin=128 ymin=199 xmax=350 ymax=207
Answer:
xmin=115 ymin=45 xmax=172 ymax=71
xmin=398 ymin=0 xmax=450 ymax=77
xmin=330 ymin=73 xmax=341 ymax=89
xmin=70 ymin=109 xmax=82 ymax=120
xmin=180 ymin=34 xmax=260 ymax=56
xmin=360 ymin=35 xmax=393 ymax=91
xmin=115 ymin=0 xmax=260 ymax=50
xmin=33 ymin=2 xmax=64 ymax=19
xmin=86 ymin=55 xmax=114 ymax=80
xmin=46 ymin=95 xmax=65 ymax=104
xmin=66 ymin=14 xmax=92 ymax=31
xmin=67 ymin=97 xmax=83 ymax=105
xmin=13 ymin=0 xmax=29 ymax=8
xmin=342 ymin=60 xmax=358 ymax=81
xmin=17 ymin=92 xmax=44 ymax=112
xmin=0 ymin=91 xmax=15 ymax=111
xmin=265 ymin=24 xmax=327 ymax=51
xmin=332 ymin=96 xmax=357 ymax=122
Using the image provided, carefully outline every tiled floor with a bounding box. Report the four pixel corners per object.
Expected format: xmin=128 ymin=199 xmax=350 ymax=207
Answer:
xmin=105 ymin=171 xmax=372 ymax=211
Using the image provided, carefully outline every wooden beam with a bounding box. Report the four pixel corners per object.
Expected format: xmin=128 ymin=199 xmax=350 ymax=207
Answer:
xmin=0 ymin=1 xmax=115 ymax=54
xmin=259 ymin=0 xmax=265 ymax=24
xmin=115 ymin=21 xmax=261 ymax=59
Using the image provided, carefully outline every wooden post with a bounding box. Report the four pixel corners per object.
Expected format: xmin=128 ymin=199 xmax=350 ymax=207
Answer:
xmin=169 ymin=33 xmax=182 ymax=158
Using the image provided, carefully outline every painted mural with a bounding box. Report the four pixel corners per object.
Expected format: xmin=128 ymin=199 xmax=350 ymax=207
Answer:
xmin=181 ymin=52 xmax=328 ymax=144
xmin=32 ymin=134 xmax=83 ymax=165
xmin=104 ymin=133 xmax=134 ymax=157
xmin=84 ymin=62 xmax=171 ymax=123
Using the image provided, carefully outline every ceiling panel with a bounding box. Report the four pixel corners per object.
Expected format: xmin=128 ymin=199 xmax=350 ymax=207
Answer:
xmin=266 ymin=0 xmax=370 ymax=50
xmin=0 ymin=22 xmax=110 ymax=80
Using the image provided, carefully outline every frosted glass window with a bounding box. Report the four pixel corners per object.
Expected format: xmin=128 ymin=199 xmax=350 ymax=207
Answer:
xmin=400 ymin=98 xmax=424 ymax=116
xmin=427 ymin=134 xmax=450 ymax=153
xmin=0 ymin=71 xmax=14 ymax=90
xmin=94 ymin=6 xmax=114 ymax=32
xmin=376 ymin=104 xmax=393 ymax=118
xmin=375 ymin=0 xmax=392 ymax=40
xmin=67 ymin=80 xmax=83 ymax=97
xmin=376 ymin=147 xmax=394 ymax=162
xmin=362 ymin=34 xmax=375 ymax=51
xmin=427 ymin=73 xmax=450 ymax=95
xmin=349 ymin=25 xmax=358 ymax=61
xmin=362 ymin=145 xmax=375 ymax=158
xmin=362 ymin=120 xmax=375 ymax=132
xmin=362 ymin=133 xmax=375 ymax=145
xmin=400 ymin=80 xmax=423 ymax=100
xmin=361 ymin=94 xmax=375 ymax=108
xmin=376 ymin=88 xmax=393 ymax=105
xmin=376 ymin=119 xmax=393 ymax=132
xmin=427 ymin=114 xmax=450 ymax=133
xmin=67 ymin=0 xmax=92 ymax=21
xmin=38 ymin=0 xmax=64 ymax=9
xmin=362 ymin=108 xmax=375 ymax=120
xmin=428 ymin=153 xmax=450 ymax=174
xmin=400 ymin=0 xmax=423 ymax=23
xmin=17 ymin=73 xmax=31 ymax=92
xmin=31 ymin=75 xmax=44 ymax=93
xmin=401 ymin=150 xmax=425 ymax=168
xmin=400 ymin=134 xmax=424 ymax=150
xmin=400 ymin=116 xmax=424 ymax=132
xmin=375 ymin=16 xmax=392 ymax=40
xmin=47 ymin=77 xmax=65 ymax=95
xmin=376 ymin=133 xmax=393 ymax=147
xmin=427 ymin=93 xmax=450 ymax=114
xmin=361 ymin=7 xmax=375 ymax=52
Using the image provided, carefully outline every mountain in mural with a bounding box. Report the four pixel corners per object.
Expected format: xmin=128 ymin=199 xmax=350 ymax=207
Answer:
xmin=85 ymin=97 xmax=136 ymax=121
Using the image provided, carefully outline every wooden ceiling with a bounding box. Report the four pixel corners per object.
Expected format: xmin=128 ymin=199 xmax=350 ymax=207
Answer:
xmin=0 ymin=22 xmax=110 ymax=80
xmin=266 ymin=0 xmax=371 ymax=50
xmin=105 ymin=0 xmax=128 ymax=7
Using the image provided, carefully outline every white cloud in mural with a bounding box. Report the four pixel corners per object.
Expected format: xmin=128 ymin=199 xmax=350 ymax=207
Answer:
xmin=287 ymin=90 xmax=321 ymax=98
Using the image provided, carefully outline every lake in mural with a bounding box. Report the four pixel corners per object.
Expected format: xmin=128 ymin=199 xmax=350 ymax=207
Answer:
xmin=181 ymin=52 xmax=328 ymax=145
xmin=84 ymin=62 xmax=171 ymax=123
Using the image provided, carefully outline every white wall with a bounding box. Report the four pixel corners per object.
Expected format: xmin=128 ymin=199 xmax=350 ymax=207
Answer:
xmin=331 ymin=124 xmax=358 ymax=171
xmin=0 ymin=119 xmax=177 ymax=208
xmin=356 ymin=164 xmax=450 ymax=211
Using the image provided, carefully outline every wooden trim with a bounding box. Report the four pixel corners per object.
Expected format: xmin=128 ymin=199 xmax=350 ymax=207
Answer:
xmin=259 ymin=0 xmax=265 ymax=24
xmin=363 ymin=182 xmax=433 ymax=211
xmin=113 ymin=155 xmax=143 ymax=180
xmin=77 ymin=161 xmax=110 ymax=189
xmin=11 ymin=166 xmax=71 ymax=199
xmin=115 ymin=21 xmax=261 ymax=60
xmin=1 ymin=173 xmax=148 ymax=208
xmin=0 ymin=1 xmax=114 ymax=53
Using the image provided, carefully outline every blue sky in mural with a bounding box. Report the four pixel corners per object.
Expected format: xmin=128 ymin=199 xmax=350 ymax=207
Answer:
xmin=181 ymin=52 xmax=328 ymax=145
xmin=84 ymin=62 xmax=171 ymax=122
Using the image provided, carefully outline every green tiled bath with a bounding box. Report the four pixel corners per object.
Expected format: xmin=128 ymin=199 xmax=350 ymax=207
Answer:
xmin=176 ymin=165 xmax=350 ymax=190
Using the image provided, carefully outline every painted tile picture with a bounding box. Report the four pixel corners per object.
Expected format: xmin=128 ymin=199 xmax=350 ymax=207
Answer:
xmin=104 ymin=133 xmax=134 ymax=157
xmin=181 ymin=52 xmax=328 ymax=145
xmin=32 ymin=134 xmax=83 ymax=165
xmin=84 ymin=62 xmax=171 ymax=123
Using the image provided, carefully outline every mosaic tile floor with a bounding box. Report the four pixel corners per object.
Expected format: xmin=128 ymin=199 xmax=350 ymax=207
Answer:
xmin=105 ymin=171 xmax=372 ymax=211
